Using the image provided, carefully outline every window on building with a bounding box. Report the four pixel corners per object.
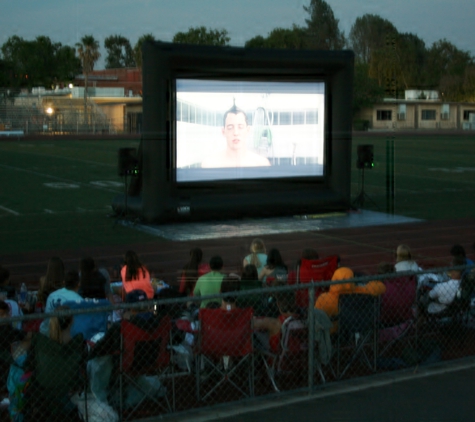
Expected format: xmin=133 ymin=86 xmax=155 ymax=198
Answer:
xmin=376 ymin=110 xmax=392 ymax=121
xmin=279 ymin=112 xmax=291 ymax=125
xmin=441 ymin=104 xmax=450 ymax=120
xmin=463 ymin=110 xmax=475 ymax=120
xmin=306 ymin=110 xmax=318 ymax=124
xmin=421 ymin=110 xmax=436 ymax=120
xmin=292 ymin=111 xmax=305 ymax=125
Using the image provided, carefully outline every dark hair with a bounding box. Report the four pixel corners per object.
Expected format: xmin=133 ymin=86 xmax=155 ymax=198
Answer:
xmin=181 ymin=248 xmax=204 ymax=295
xmin=301 ymin=248 xmax=319 ymax=260
xmin=241 ymin=264 xmax=258 ymax=281
xmin=64 ymin=270 xmax=80 ymax=290
xmin=38 ymin=257 xmax=65 ymax=305
xmin=450 ymin=244 xmax=466 ymax=258
xmin=82 ymin=271 xmax=106 ymax=299
xmin=0 ymin=266 xmax=10 ymax=285
xmin=124 ymin=250 xmax=147 ymax=281
xmin=378 ymin=262 xmax=395 ymax=275
xmin=266 ymin=248 xmax=286 ymax=270
xmin=209 ymin=255 xmax=223 ymax=271
xmin=221 ymin=274 xmax=240 ymax=303
xmin=275 ymin=291 xmax=296 ymax=314
xmin=0 ymin=300 xmax=9 ymax=312
xmin=452 ymin=255 xmax=466 ymax=268
xmin=223 ymin=103 xmax=248 ymax=127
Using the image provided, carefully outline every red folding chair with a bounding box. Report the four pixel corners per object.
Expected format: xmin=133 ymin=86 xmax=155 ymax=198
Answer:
xmin=379 ymin=275 xmax=417 ymax=356
xmin=293 ymin=256 xmax=339 ymax=308
xmin=259 ymin=317 xmax=309 ymax=392
xmin=119 ymin=316 xmax=172 ymax=419
xmin=195 ymin=308 xmax=254 ymax=401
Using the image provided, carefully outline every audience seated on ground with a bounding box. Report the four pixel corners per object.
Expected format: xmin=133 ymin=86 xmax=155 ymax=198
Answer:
xmin=315 ymin=267 xmax=386 ymax=333
xmin=79 ymin=256 xmax=109 ymax=300
xmin=179 ymin=247 xmax=210 ymax=296
xmin=121 ymin=250 xmax=154 ymax=299
xmin=37 ymin=257 xmax=65 ymax=307
xmin=193 ymin=255 xmax=225 ymax=308
xmin=0 ymin=266 xmax=17 ymax=301
xmin=243 ymin=238 xmax=267 ymax=276
xmin=40 ymin=270 xmax=83 ymax=335
xmin=377 ymin=262 xmax=417 ymax=326
xmin=423 ymin=256 xmax=464 ymax=315
xmin=395 ymin=244 xmax=421 ymax=273
xmin=259 ymin=248 xmax=288 ymax=286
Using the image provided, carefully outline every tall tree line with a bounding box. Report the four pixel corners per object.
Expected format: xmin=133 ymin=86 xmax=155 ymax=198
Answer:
xmin=1 ymin=0 xmax=474 ymax=107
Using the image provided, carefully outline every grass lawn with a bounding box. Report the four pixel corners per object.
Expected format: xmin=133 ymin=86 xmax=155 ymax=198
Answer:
xmin=0 ymin=134 xmax=474 ymax=255
xmin=0 ymin=139 xmax=157 ymax=254
xmin=352 ymin=134 xmax=475 ymax=220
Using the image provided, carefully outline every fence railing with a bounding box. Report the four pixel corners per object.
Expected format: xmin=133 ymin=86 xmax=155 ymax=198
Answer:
xmin=2 ymin=265 xmax=474 ymax=421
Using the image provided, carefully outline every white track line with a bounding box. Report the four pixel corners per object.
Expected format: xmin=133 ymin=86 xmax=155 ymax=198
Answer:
xmin=0 ymin=205 xmax=20 ymax=216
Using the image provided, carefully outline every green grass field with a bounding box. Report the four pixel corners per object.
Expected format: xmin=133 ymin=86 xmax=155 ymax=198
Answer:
xmin=353 ymin=135 xmax=475 ymax=219
xmin=0 ymin=135 xmax=474 ymax=255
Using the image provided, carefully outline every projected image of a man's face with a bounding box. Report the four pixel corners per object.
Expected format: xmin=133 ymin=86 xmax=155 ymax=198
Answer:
xmin=222 ymin=112 xmax=250 ymax=152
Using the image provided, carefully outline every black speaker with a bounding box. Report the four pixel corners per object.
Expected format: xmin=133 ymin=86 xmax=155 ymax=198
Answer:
xmin=356 ymin=144 xmax=374 ymax=169
xmin=118 ymin=148 xmax=138 ymax=176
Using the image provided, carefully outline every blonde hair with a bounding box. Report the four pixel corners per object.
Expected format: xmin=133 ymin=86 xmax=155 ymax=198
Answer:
xmin=249 ymin=238 xmax=266 ymax=267
xmin=396 ymin=244 xmax=412 ymax=262
xmin=48 ymin=306 xmax=73 ymax=344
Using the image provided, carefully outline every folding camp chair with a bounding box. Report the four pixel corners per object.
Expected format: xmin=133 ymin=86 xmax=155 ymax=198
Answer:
xmin=195 ymin=308 xmax=254 ymax=401
xmin=259 ymin=317 xmax=309 ymax=392
xmin=379 ymin=275 xmax=417 ymax=356
xmin=118 ymin=316 xmax=172 ymax=420
xmin=294 ymin=256 xmax=338 ymax=309
xmin=24 ymin=333 xmax=87 ymax=421
xmin=337 ymin=294 xmax=380 ymax=379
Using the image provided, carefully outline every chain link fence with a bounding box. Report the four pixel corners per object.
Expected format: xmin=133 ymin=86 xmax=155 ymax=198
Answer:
xmin=1 ymin=264 xmax=475 ymax=421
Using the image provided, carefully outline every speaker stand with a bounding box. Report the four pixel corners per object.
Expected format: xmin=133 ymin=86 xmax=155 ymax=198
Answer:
xmin=111 ymin=172 xmax=140 ymax=226
xmin=351 ymin=167 xmax=379 ymax=210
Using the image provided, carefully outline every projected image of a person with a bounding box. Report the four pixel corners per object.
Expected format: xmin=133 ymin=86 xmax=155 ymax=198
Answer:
xmin=201 ymin=103 xmax=271 ymax=168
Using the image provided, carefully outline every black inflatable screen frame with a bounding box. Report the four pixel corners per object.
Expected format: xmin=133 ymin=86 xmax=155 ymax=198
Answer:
xmin=140 ymin=41 xmax=354 ymax=223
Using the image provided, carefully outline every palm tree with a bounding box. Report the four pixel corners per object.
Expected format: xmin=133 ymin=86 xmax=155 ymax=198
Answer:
xmin=76 ymin=35 xmax=100 ymax=125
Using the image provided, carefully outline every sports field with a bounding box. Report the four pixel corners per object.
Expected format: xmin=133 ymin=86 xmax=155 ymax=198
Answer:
xmin=0 ymin=134 xmax=474 ymax=255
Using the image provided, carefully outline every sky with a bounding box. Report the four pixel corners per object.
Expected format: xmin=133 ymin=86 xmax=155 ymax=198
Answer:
xmin=1 ymin=0 xmax=474 ymax=69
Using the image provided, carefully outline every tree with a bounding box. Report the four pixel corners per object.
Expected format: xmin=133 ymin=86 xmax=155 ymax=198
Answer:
xmin=426 ymin=40 xmax=473 ymax=84
xmin=303 ymin=0 xmax=345 ymax=50
xmin=1 ymin=35 xmax=80 ymax=89
xmin=349 ymin=14 xmax=398 ymax=64
xmin=353 ymin=62 xmax=384 ymax=115
xmin=76 ymin=35 xmax=100 ymax=122
xmin=133 ymin=33 xmax=156 ymax=70
xmin=245 ymin=26 xmax=307 ymax=49
xmin=172 ymin=26 xmax=230 ymax=46
xmin=104 ymin=35 xmax=135 ymax=69
xmin=55 ymin=45 xmax=81 ymax=82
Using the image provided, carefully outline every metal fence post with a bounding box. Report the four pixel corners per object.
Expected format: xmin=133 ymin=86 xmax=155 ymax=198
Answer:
xmin=308 ymin=284 xmax=315 ymax=391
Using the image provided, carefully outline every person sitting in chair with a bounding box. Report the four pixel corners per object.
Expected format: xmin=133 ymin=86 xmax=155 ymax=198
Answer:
xmin=424 ymin=256 xmax=464 ymax=315
xmin=253 ymin=291 xmax=298 ymax=352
